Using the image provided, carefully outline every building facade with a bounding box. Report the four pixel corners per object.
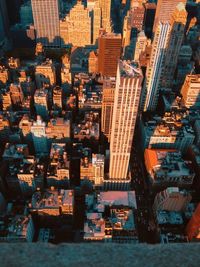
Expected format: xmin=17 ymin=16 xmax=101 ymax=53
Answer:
xmin=31 ymin=116 xmax=48 ymax=155
xmin=153 ymin=187 xmax=192 ymax=212
xmin=109 ymin=61 xmax=143 ymax=181
xmin=101 ymin=78 xmax=116 ymax=142
xmin=142 ymin=22 xmax=171 ymax=111
xmin=98 ymin=33 xmax=122 ymax=77
xmin=31 ymin=0 xmax=60 ymax=47
xmin=161 ymin=3 xmax=187 ymax=89
xmin=60 ymin=1 xmax=91 ymax=47
xmin=181 ymin=75 xmax=200 ymax=109
xmin=153 ymin=0 xmax=187 ymax=33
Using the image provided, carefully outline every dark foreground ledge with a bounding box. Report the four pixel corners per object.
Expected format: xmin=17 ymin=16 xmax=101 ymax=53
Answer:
xmin=0 ymin=243 xmax=200 ymax=267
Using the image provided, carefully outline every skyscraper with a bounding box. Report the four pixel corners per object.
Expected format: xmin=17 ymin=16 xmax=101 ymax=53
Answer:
xmin=99 ymin=0 xmax=111 ymax=32
xmin=153 ymin=0 xmax=187 ymax=33
xmin=93 ymin=1 xmax=101 ymax=45
xmin=101 ymin=78 xmax=116 ymax=142
xmin=60 ymin=1 xmax=91 ymax=47
xmin=181 ymin=75 xmax=200 ymax=109
xmin=142 ymin=22 xmax=171 ymax=111
xmin=130 ymin=0 xmax=145 ymax=32
xmin=161 ymin=3 xmax=187 ymax=89
xmin=31 ymin=0 xmax=60 ymax=47
xmin=98 ymin=32 xmax=122 ymax=76
xmin=133 ymin=30 xmax=148 ymax=62
xmin=109 ymin=60 xmax=143 ymax=182
xmin=122 ymin=12 xmax=132 ymax=56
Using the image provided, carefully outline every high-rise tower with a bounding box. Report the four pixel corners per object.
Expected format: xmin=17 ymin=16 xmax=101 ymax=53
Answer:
xmin=142 ymin=22 xmax=171 ymax=111
xmin=181 ymin=75 xmax=200 ymax=109
xmin=109 ymin=61 xmax=143 ymax=183
xmin=101 ymin=78 xmax=116 ymax=142
xmin=60 ymin=1 xmax=91 ymax=47
xmin=161 ymin=3 xmax=187 ymax=89
xmin=93 ymin=1 xmax=101 ymax=44
xmin=98 ymin=32 xmax=122 ymax=76
xmin=31 ymin=0 xmax=60 ymax=47
xmin=153 ymin=0 xmax=187 ymax=33
xmin=99 ymin=0 xmax=111 ymax=32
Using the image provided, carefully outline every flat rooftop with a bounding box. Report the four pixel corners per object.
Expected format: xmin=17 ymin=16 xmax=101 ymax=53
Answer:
xmin=97 ymin=191 xmax=137 ymax=209
xmin=119 ymin=60 xmax=143 ymax=78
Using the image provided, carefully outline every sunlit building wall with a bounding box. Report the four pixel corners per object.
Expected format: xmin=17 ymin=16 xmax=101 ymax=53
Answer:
xmin=31 ymin=0 xmax=60 ymax=47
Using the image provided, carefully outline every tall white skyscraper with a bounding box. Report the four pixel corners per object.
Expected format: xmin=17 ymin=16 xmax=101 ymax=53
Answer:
xmin=31 ymin=0 xmax=60 ymax=47
xmin=109 ymin=60 xmax=143 ymax=183
xmin=142 ymin=22 xmax=171 ymax=111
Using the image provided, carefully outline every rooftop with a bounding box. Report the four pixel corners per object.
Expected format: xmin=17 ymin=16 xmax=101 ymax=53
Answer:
xmin=143 ymin=111 xmax=195 ymax=138
xmin=119 ymin=60 xmax=143 ymax=78
xmin=97 ymin=191 xmax=137 ymax=211
xmin=31 ymin=189 xmax=74 ymax=210
xmin=157 ymin=211 xmax=183 ymax=225
xmin=3 ymin=143 xmax=29 ymax=160
xmin=0 ymin=215 xmax=32 ymax=241
xmin=110 ymin=208 xmax=135 ymax=231
xmin=84 ymin=213 xmax=105 ymax=240
xmin=145 ymin=149 xmax=194 ymax=179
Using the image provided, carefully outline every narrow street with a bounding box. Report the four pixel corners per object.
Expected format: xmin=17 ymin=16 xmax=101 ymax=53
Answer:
xmin=130 ymin=129 xmax=159 ymax=244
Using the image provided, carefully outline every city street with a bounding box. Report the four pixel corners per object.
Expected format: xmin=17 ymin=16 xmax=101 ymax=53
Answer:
xmin=130 ymin=130 xmax=159 ymax=244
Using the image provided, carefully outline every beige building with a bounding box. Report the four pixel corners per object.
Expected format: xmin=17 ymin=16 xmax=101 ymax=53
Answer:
xmin=133 ymin=30 xmax=149 ymax=62
xmin=88 ymin=51 xmax=98 ymax=73
xmin=9 ymin=83 xmax=24 ymax=106
xmin=8 ymin=57 xmax=20 ymax=69
xmin=47 ymin=143 xmax=70 ymax=188
xmin=101 ymin=78 xmax=115 ymax=142
xmin=19 ymin=114 xmax=33 ymax=141
xmin=1 ymin=88 xmax=12 ymax=111
xmin=46 ymin=117 xmax=71 ymax=142
xmin=122 ymin=12 xmax=131 ymax=55
xmin=99 ymin=0 xmax=111 ymax=32
xmin=61 ymin=55 xmax=71 ymax=85
xmin=0 ymin=66 xmax=9 ymax=85
xmin=60 ymin=1 xmax=91 ymax=47
xmin=109 ymin=61 xmax=143 ymax=181
xmin=35 ymin=59 xmax=56 ymax=88
xmin=153 ymin=0 xmax=187 ymax=32
xmin=93 ymin=1 xmax=101 ymax=44
xmin=34 ymin=89 xmax=48 ymax=119
xmin=153 ymin=187 xmax=192 ymax=212
xmin=80 ymin=151 xmax=104 ymax=187
xmin=53 ymin=86 xmax=62 ymax=109
xmin=0 ymin=115 xmax=10 ymax=143
xmin=181 ymin=75 xmax=200 ymax=109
